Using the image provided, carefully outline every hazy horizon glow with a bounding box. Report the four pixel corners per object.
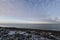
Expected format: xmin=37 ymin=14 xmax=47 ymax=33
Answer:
xmin=0 ymin=17 xmax=51 ymax=24
xmin=0 ymin=0 xmax=60 ymax=24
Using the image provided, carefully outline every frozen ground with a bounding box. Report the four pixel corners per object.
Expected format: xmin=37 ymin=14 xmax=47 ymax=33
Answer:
xmin=0 ymin=27 xmax=60 ymax=40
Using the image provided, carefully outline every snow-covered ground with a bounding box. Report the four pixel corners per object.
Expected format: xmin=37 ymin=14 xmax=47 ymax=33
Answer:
xmin=0 ymin=27 xmax=60 ymax=40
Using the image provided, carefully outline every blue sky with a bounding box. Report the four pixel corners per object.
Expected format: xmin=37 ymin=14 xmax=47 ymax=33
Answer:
xmin=0 ymin=0 xmax=60 ymax=23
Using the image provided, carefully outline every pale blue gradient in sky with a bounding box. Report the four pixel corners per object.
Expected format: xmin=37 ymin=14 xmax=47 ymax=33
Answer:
xmin=0 ymin=0 xmax=60 ymax=23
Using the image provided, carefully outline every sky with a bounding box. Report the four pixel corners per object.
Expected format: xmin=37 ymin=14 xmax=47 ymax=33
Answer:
xmin=0 ymin=0 xmax=60 ymax=24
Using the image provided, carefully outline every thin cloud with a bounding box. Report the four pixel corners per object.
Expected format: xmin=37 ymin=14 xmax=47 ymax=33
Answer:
xmin=0 ymin=0 xmax=59 ymax=23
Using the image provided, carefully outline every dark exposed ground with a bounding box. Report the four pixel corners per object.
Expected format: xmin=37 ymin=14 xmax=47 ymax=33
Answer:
xmin=0 ymin=27 xmax=60 ymax=40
